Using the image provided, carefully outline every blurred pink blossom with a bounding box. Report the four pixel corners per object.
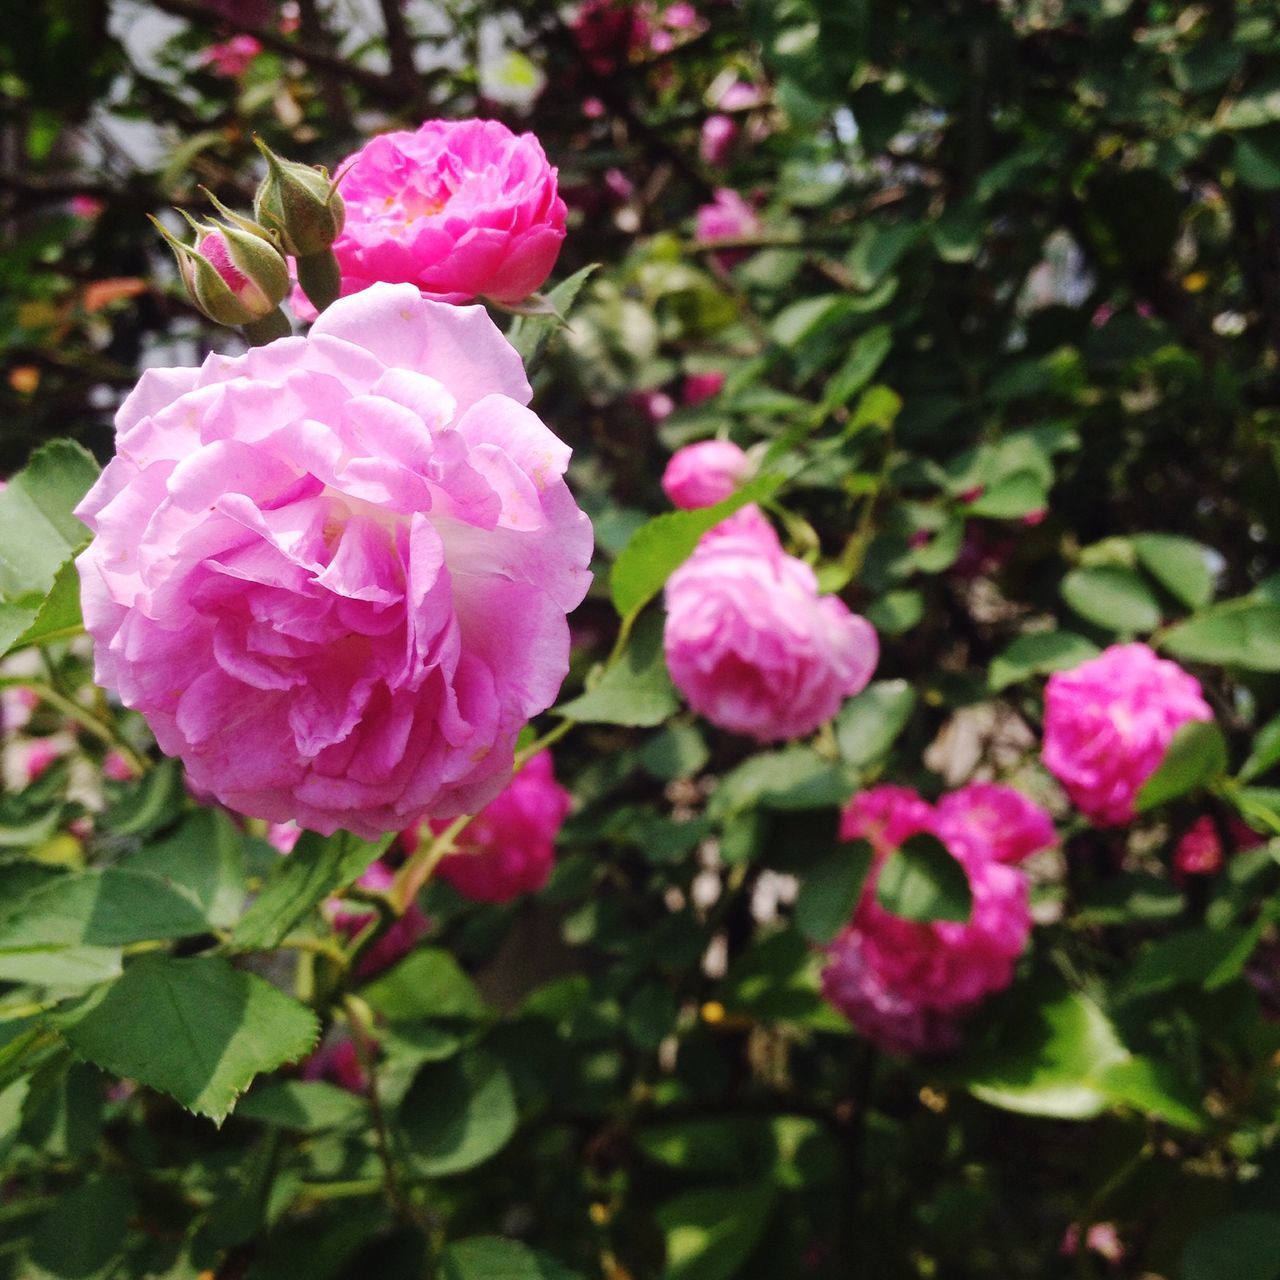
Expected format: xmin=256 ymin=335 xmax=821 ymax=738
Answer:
xmin=200 ymin=34 xmax=263 ymax=77
xmin=662 ymin=440 xmax=750 ymax=510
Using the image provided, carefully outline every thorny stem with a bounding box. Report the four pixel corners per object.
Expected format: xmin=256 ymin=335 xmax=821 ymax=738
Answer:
xmin=391 ymin=813 xmax=471 ymax=914
xmin=0 ymin=676 xmax=149 ymax=776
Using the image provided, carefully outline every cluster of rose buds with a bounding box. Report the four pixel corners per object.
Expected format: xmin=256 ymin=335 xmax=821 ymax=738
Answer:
xmin=152 ymin=138 xmax=345 ymax=343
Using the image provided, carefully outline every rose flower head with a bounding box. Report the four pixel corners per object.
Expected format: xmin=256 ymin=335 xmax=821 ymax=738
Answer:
xmin=75 ymin=283 xmax=593 ymax=838
xmin=661 ymin=440 xmax=751 ymax=510
xmin=664 ymin=507 xmax=878 ymax=742
xmin=308 ymin=119 xmax=567 ymax=311
xmin=435 ymin=750 xmax=572 ymax=903
xmin=1042 ymin=643 xmax=1213 ymax=827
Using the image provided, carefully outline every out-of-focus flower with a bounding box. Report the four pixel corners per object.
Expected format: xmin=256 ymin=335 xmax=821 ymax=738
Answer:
xmin=75 ymin=283 xmax=593 ymax=838
xmin=103 ymin=751 xmax=138 ymax=783
xmin=327 ymin=859 xmax=429 ymax=976
xmin=303 ymin=1034 xmax=367 ymax=1093
xmin=300 ymin=119 xmax=566 ymax=310
xmin=1061 ymin=1222 xmax=1124 ymax=1264
xmin=1173 ymin=814 xmax=1263 ymax=880
xmin=1042 ymin=644 xmax=1214 ymax=827
xmin=821 ymin=785 xmax=1033 ymax=1055
xmin=682 ymin=371 xmax=724 ymax=406
xmin=200 ymin=34 xmax=263 ymax=77
xmin=664 ymin=507 xmax=878 ymax=741
xmin=700 ymin=114 xmax=738 ymax=166
xmin=70 ymin=194 xmax=105 ymax=220
xmin=571 ymin=0 xmax=651 ymax=75
xmin=661 ymin=440 xmax=750 ymax=510
xmin=633 ymin=389 xmax=674 ymax=422
xmin=936 ymin=782 xmax=1057 ymax=865
xmin=695 ymin=188 xmax=762 ymax=268
xmin=436 ymin=751 xmax=571 ymax=903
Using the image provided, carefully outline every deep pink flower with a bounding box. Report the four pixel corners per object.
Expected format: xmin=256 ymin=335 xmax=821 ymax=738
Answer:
xmin=1042 ymin=643 xmax=1213 ymax=827
xmin=75 ymin=283 xmax=593 ymax=838
xmin=682 ymin=371 xmax=724 ymax=406
xmin=328 ymin=859 xmax=429 ymax=976
xmin=936 ymin=783 xmax=1057 ymax=866
xmin=303 ymin=1035 xmax=367 ymax=1093
xmin=312 ymin=119 xmax=567 ymax=309
xmin=633 ymin=389 xmax=674 ymax=422
xmin=1173 ymin=814 xmax=1263 ymax=880
xmin=822 ymin=785 xmax=1033 ymax=1055
xmin=103 ymin=751 xmax=138 ymax=783
xmin=664 ymin=507 xmax=878 ymax=742
xmin=200 ymin=34 xmax=263 ymax=77
xmin=70 ymin=195 xmax=105 ymax=220
xmin=571 ymin=0 xmax=651 ymax=75
xmin=436 ymin=751 xmax=571 ymax=902
xmin=267 ymin=823 xmax=301 ymax=854
xmin=661 ymin=440 xmax=750 ymax=510
xmin=19 ymin=739 xmax=61 ymax=784
xmin=695 ymin=189 xmax=762 ymax=267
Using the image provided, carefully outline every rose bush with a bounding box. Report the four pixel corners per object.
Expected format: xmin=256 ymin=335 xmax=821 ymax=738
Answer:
xmin=2 ymin=3 xmax=1279 ymax=1279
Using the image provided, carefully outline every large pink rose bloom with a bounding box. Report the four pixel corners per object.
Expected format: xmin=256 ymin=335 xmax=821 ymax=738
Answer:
xmin=75 ymin=283 xmax=593 ymax=838
xmin=322 ymin=119 xmax=567 ymax=307
xmin=436 ymin=751 xmax=571 ymax=902
xmin=1042 ymin=643 xmax=1213 ymax=827
xmin=936 ymin=782 xmax=1057 ymax=865
xmin=661 ymin=440 xmax=750 ymax=510
xmin=821 ymin=786 xmax=1033 ymax=1055
xmin=664 ymin=508 xmax=878 ymax=742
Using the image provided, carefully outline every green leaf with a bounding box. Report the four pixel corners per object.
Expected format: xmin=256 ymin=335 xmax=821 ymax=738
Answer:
xmin=865 ymin=588 xmax=923 ymax=635
xmin=1134 ymin=720 xmax=1227 ymax=812
xmin=988 ymin=631 xmax=1099 ymax=690
xmin=954 ymin=986 xmax=1130 ymax=1119
xmin=1159 ymin=601 xmax=1280 ymax=671
xmin=1236 ymin=131 xmax=1280 ymax=189
xmin=1119 ymin=924 xmax=1263 ymax=1000
xmin=1098 ymin=1056 xmax=1204 ymax=1131
xmin=120 ymin=808 xmax=247 ymax=929
xmin=26 ymin=1175 xmax=132 ymax=1280
xmin=795 ymin=840 xmax=873 ymax=943
xmin=99 ymin=757 xmax=186 ymax=838
xmin=1133 ymin=533 xmax=1214 ymax=610
xmin=931 ymin=198 xmax=982 ymax=262
xmin=0 ymin=439 xmax=99 ymax=602
xmin=1221 ymin=75 xmax=1280 ymax=129
xmin=961 ymin=469 xmax=1047 ymax=519
xmin=1241 ymin=714 xmax=1280 ymax=783
xmin=506 ymin=264 xmax=598 ymax=366
xmin=51 ymin=955 xmax=319 ymax=1123
xmin=1061 ymin=565 xmax=1162 ymax=633
xmin=554 ymin=610 xmax=678 ymax=727
xmin=1182 ymin=1211 xmax=1280 ymax=1280
xmin=655 ymin=1183 xmax=776 ymax=1280
xmin=818 ymin=324 xmax=892 ymax=414
xmin=609 ymin=474 xmax=784 ymax=619
xmin=397 ymin=1048 xmax=517 ymax=1176
xmin=1 ymin=869 xmax=208 ymax=954
xmin=834 ymin=679 xmax=916 ymax=766
xmin=0 ymin=948 xmax=122 ymax=990
xmin=3 ymin=555 xmax=85 ymax=655
xmin=439 ymin=1238 xmax=582 ymax=1280
xmin=710 ymin=747 xmax=852 ymax=820
xmin=234 ymin=1080 xmax=366 ymax=1131
xmin=875 ymin=833 xmax=972 ymax=923
xmin=231 ymin=829 xmax=391 ymax=951
xmin=361 ymin=947 xmax=486 ymax=1022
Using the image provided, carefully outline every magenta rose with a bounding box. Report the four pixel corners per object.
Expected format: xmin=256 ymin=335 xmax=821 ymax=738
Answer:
xmin=935 ymin=782 xmax=1057 ymax=865
xmin=436 ymin=750 xmax=571 ymax=902
xmin=75 ymin=283 xmax=593 ymax=838
xmin=661 ymin=440 xmax=750 ymax=510
xmin=313 ymin=119 xmax=567 ymax=309
xmin=664 ymin=507 xmax=878 ymax=742
xmin=1042 ymin=643 xmax=1213 ymax=827
xmin=695 ymin=188 xmax=762 ymax=268
xmin=821 ymin=785 xmax=1033 ymax=1055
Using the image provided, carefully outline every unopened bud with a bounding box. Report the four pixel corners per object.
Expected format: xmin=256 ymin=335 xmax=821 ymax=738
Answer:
xmin=152 ymin=212 xmax=289 ymax=327
xmin=252 ymin=138 xmax=346 ymax=258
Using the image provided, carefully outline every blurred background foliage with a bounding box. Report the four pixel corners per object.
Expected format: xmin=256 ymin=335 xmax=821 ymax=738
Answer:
xmin=2 ymin=1 xmax=1280 ymax=1278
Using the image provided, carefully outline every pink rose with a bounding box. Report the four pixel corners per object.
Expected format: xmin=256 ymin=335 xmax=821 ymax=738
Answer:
xmin=103 ymin=751 xmax=138 ymax=783
xmin=822 ymin=785 xmax=1033 ymax=1055
xmin=633 ymin=389 xmax=674 ymax=422
xmin=682 ymin=371 xmax=724 ymax=406
xmin=1042 ymin=643 xmax=1213 ymax=827
xmin=303 ymin=1034 xmax=367 ymax=1093
xmin=309 ymin=119 xmax=566 ymax=309
xmin=700 ymin=114 xmax=738 ymax=166
xmin=1173 ymin=814 xmax=1262 ymax=880
xmin=663 ymin=507 xmax=878 ymax=741
xmin=661 ymin=440 xmax=750 ymax=510
xmin=695 ymin=189 xmax=762 ymax=268
xmin=70 ymin=194 xmax=105 ymax=220
xmin=200 ymin=34 xmax=263 ymax=77
xmin=571 ymin=0 xmax=651 ymax=75
xmin=328 ymin=859 xmax=429 ymax=975
xmin=436 ymin=751 xmax=571 ymax=902
xmin=936 ymin=782 xmax=1057 ymax=865
xmin=75 ymin=283 xmax=593 ymax=838
xmin=19 ymin=738 xmax=61 ymax=784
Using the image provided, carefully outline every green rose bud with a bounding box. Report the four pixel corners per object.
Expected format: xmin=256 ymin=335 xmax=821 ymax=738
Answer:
xmin=252 ymin=138 xmax=346 ymax=258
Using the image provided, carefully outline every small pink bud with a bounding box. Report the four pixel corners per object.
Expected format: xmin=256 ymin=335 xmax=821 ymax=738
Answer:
xmin=700 ymin=115 xmax=738 ymax=166
xmin=682 ymin=371 xmax=724 ymax=406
